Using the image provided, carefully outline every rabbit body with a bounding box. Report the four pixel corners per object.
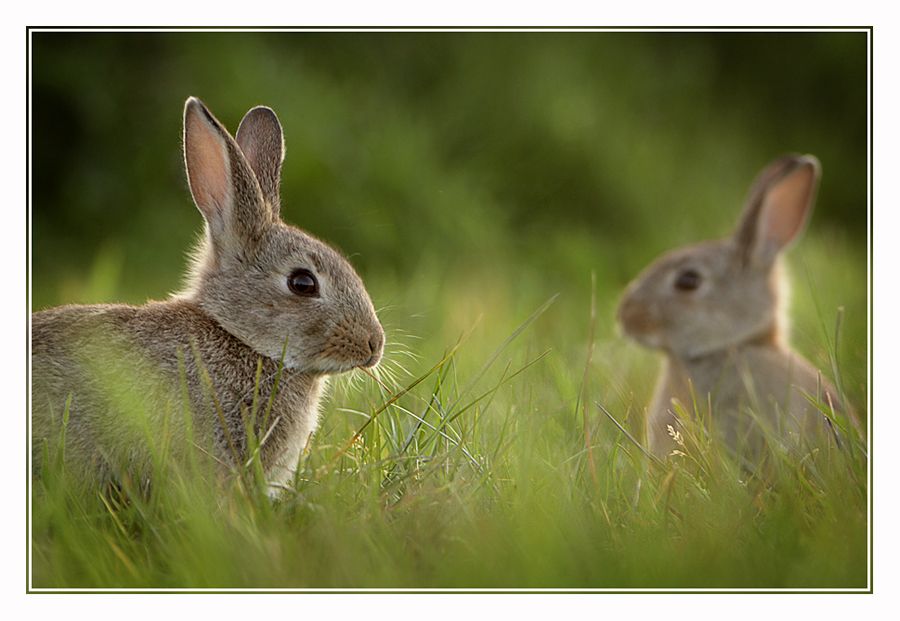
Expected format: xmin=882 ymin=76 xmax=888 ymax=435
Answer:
xmin=32 ymin=98 xmax=383 ymax=488
xmin=32 ymin=300 xmax=323 ymax=489
xmin=618 ymin=155 xmax=846 ymax=457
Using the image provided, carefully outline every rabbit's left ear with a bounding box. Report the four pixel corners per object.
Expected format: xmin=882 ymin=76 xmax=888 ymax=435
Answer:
xmin=236 ymin=106 xmax=284 ymax=215
xmin=733 ymin=154 xmax=821 ymax=265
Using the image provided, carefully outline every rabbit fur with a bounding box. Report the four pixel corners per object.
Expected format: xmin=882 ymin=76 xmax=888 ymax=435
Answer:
xmin=31 ymin=98 xmax=384 ymax=490
xmin=617 ymin=154 xmax=850 ymax=458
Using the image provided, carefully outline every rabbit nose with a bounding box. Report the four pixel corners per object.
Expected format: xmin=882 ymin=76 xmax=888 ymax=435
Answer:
xmin=368 ymin=333 xmax=382 ymax=355
xmin=363 ymin=328 xmax=385 ymax=367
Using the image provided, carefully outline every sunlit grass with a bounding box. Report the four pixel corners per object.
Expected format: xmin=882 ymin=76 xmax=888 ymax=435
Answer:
xmin=29 ymin=234 xmax=867 ymax=589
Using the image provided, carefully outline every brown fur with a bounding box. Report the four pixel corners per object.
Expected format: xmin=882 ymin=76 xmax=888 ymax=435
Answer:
xmin=32 ymin=98 xmax=383 ymax=491
xmin=617 ymin=154 xmax=851 ymax=457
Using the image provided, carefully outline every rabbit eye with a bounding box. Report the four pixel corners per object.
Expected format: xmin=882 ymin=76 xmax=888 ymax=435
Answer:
xmin=674 ymin=269 xmax=702 ymax=292
xmin=287 ymin=269 xmax=319 ymax=297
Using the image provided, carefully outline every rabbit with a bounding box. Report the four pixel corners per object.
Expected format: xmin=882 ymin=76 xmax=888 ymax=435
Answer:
xmin=617 ymin=154 xmax=852 ymax=459
xmin=31 ymin=97 xmax=385 ymax=492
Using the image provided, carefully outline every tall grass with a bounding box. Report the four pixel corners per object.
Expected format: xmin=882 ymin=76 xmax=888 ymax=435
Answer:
xmin=30 ymin=232 xmax=867 ymax=589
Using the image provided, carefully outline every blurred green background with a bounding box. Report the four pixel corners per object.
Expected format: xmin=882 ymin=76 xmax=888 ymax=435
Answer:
xmin=32 ymin=31 xmax=866 ymax=307
xmin=31 ymin=30 xmax=869 ymax=412
xmin=30 ymin=31 xmax=869 ymax=588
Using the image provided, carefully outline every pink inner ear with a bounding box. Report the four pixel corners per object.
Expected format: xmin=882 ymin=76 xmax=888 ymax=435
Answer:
xmin=759 ymin=164 xmax=815 ymax=250
xmin=185 ymin=113 xmax=229 ymax=215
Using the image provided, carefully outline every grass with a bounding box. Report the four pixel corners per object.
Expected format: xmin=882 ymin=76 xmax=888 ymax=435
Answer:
xmin=29 ymin=229 xmax=868 ymax=590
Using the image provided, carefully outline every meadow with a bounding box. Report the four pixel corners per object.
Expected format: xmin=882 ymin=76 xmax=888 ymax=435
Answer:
xmin=30 ymin=31 xmax=869 ymax=589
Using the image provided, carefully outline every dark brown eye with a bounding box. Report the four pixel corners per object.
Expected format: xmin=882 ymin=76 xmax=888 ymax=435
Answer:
xmin=288 ymin=269 xmax=319 ymax=297
xmin=674 ymin=269 xmax=702 ymax=292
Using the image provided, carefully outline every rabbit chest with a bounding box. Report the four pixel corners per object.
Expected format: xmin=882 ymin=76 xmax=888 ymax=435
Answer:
xmin=649 ymin=346 xmax=830 ymax=454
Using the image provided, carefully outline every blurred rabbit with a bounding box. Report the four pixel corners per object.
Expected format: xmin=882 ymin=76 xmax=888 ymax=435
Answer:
xmin=617 ymin=154 xmax=852 ymax=458
xmin=32 ymin=98 xmax=384 ymax=491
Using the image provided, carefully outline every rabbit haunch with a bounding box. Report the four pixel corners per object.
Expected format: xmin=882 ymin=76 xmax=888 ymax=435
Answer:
xmin=617 ymin=155 xmax=851 ymax=457
xmin=31 ymin=98 xmax=384 ymax=489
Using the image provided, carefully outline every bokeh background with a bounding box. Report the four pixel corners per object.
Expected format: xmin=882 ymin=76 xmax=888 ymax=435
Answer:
xmin=32 ymin=33 xmax=865 ymax=288
xmin=30 ymin=31 xmax=869 ymax=588
xmin=31 ymin=30 xmax=868 ymax=408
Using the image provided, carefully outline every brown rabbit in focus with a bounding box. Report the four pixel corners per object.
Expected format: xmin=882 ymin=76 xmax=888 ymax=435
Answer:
xmin=31 ymin=98 xmax=384 ymax=492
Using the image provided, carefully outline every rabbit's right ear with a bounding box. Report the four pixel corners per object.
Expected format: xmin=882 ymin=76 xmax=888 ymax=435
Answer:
xmin=183 ymin=97 xmax=273 ymax=253
xmin=733 ymin=154 xmax=821 ymax=266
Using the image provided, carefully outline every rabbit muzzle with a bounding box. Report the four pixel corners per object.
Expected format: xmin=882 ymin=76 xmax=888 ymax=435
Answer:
xmin=617 ymin=297 xmax=664 ymax=349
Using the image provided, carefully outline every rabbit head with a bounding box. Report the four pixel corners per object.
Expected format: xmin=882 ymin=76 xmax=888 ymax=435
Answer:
xmin=179 ymin=97 xmax=384 ymax=374
xmin=617 ymin=154 xmax=821 ymax=359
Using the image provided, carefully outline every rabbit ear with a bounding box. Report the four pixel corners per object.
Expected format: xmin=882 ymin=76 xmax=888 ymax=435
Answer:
xmin=235 ymin=106 xmax=285 ymax=214
xmin=183 ymin=97 xmax=272 ymax=252
xmin=733 ymin=154 xmax=821 ymax=265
